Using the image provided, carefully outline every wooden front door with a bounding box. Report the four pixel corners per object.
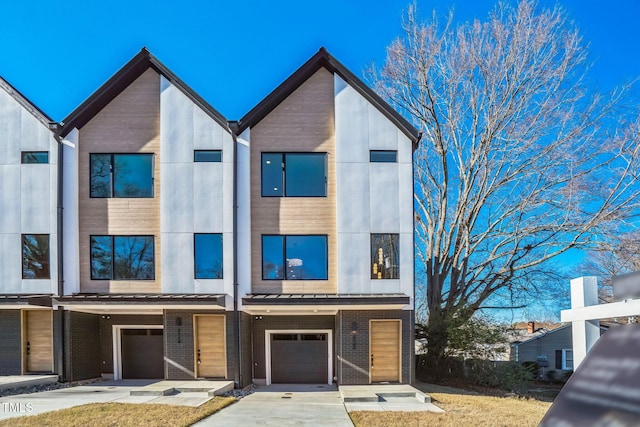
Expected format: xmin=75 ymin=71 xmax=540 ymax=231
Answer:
xmin=194 ymin=315 xmax=226 ymax=378
xmin=24 ymin=310 xmax=53 ymax=373
xmin=369 ymin=320 xmax=401 ymax=383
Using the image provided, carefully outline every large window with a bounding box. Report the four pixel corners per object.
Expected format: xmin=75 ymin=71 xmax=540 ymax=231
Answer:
xmin=194 ymin=233 xmax=223 ymax=279
xmin=90 ymin=154 xmax=154 ymax=198
xmin=261 ymin=153 xmax=327 ymax=197
xmin=262 ymin=235 xmax=328 ymax=280
xmin=22 ymin=234 xmax=50 ymax=279
xmin=371 ymin=234 xmax=399 ymax=279
xmin=90 ymin=235 xmax=155 ymax=280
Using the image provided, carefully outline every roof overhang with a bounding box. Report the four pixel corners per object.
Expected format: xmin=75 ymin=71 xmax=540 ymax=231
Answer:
xmin=242 ymin=293 xmax=411 ymax=315
xmin=54 ymin=293 xmax=227 ymax=314
xmin=237 ymin=48 xmax=422 ymax=148
xmin=0 ymin=294 xmax=53 ymax=308
xmin=60 ymin=48 xmax=230 ymax=137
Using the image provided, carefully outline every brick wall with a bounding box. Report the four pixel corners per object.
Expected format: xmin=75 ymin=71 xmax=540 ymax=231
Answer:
xmin=0 ymin=310 xmax=22 ymax=375
xmin=337 ymin=310 xmax=414 ymax=385
xmin=65 ymin=311 xmax=101 ymax=381
xmin=99 ymin=314 xmax=163 ymax=374
xmin=251 ymin=315 xmax=335 ymax=380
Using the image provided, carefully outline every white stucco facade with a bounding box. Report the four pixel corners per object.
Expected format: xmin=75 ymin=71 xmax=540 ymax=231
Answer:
xmin=334 ymin=75 xmax=414 ymax=302
xmin=159 ymin=76 xmax=234 ymax=301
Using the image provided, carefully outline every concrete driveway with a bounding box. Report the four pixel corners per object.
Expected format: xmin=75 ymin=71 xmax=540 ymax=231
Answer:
xmin=194 ymin=384 xmax=353 ymax=427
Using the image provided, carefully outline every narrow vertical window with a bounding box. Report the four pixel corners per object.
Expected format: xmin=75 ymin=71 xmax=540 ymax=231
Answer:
xmin=371 ymin=234 xmax=399 ymax=279
xmin=194 ymin=234 xmax=223 ymax=279
xmin=22 ymin=234 xmax=50 ymax=279
xmin=261 ymin=153 xmax=284 ymax=196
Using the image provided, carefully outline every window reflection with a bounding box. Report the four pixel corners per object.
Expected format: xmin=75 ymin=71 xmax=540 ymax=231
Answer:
xmin=90 ymin=235 xmax=155 ymax=280
xmin=195 ymin=233 xmax=223 ymax=279
xmin=371 ymin=234 xmax=399 ymax=279
xmin=262 ymin=235 xmax=328 ymax=280
xmin=90 ymin=154 xmax=153 ymax=198
xmin=22 ymin=234 xmax=50 ymax=279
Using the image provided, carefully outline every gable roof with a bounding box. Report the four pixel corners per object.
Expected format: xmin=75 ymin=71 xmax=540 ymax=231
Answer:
xmin=0 ymin=76 xmax=54 ymax=128
xmin=60 ymin=48 xmax=230 ymax=137
xmin=237 ymin=47 xmax=421 ymax=147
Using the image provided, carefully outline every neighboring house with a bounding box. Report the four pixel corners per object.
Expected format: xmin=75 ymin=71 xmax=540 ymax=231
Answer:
xmin=0 ymin=76 xmax=59 ymax=376
xmin=510 ymin=324 xmax=574 ymax=377
xmin=0 ymin=47 xmax=420 ymax=386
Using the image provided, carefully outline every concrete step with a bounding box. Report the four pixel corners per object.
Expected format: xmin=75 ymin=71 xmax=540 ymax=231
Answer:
xmin=130 ymin=380 xmax=234 ymax=397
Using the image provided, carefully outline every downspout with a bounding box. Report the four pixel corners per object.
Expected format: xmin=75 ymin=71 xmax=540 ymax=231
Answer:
xmin=50 ymin=122 xmax=66 ymax=382
xmin=229 ymin=121 xmax=242 ymax=388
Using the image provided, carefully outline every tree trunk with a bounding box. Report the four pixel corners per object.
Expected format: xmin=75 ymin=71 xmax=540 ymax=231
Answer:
xmin=424 ymin=307 xmax=449 ymax=381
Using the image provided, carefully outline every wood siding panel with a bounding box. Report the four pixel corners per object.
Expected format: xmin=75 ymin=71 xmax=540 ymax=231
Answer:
xmin=250 ymin=69 xmax=337 ymax=294
xmin=78 ymin=69 xmax=161 ymax=293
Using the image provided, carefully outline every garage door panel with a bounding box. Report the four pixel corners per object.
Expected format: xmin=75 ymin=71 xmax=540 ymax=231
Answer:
xmin=121 ymin=330 xmax=164 ymax=379
xmin=271 ymin=334 xmax=328 ymax=384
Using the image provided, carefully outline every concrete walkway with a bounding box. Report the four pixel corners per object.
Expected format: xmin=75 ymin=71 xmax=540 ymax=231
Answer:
xmin=194 ymin=384 xmax=354 ymax=427
xmin=0 ymin=375 xmax=58 ymax=391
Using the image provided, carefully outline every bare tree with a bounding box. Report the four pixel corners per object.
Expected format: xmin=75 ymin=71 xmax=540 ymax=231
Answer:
xmin=370 ymin=0 xmax=640 ymax=376
xmin=578 ymin=231 xmax=640 ymax=302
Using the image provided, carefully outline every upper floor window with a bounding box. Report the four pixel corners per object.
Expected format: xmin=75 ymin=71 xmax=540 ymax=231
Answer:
xmin=262 ymin=235 xmax=328 ymax=280
xmin=194 ymin=233 xmax=223 ymax=279
xmin=90 ymin=154 xmax=153 ymax=198
xmin=370 ymin=150 xmax=397 ymax=163
xmin=21 ymin=151 xmax=49 ymax=164
xmin=90 ymin=235 xmax=155 ymax=280
xmin=371 ymin=234 xmax=399 ymax=279
xmin=261 ymin=153 xmax=327 ymax=197
xmin=194 ymin=150 xmax=222 ymax=162
xmin=22 ymin=234 xmax=50 ymax=279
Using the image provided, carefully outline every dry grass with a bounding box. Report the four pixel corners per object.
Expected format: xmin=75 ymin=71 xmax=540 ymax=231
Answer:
xmin=0 ymin=396 xmax=236 ymax=427
xmin=349 ymin=391 xmax=551 ymax=427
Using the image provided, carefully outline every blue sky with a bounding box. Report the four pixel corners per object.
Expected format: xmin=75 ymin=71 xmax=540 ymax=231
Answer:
xmin=1 ymin=0 xmax=638 ymax=121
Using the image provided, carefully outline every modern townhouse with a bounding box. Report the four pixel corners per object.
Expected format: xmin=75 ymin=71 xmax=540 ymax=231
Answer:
xmin=0 ymin=47 xmax=420 ymax=387
xmin=0 ymin=77 xmax=59 ymax=375
xmin=235 ymin=48 xmax=420 ymax=385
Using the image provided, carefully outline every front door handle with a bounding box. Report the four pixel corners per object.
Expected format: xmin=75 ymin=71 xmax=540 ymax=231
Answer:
xmin=371 ymin=354 xmax=374 ymax=369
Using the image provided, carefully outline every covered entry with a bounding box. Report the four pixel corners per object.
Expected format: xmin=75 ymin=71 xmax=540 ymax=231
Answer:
xmin=369 ymin=320 xmax=401 ymax=383
xmin=266 ymin=330 xmax=332 ymax=384
xmin=22 ymin=310 xmax=53 ymax=373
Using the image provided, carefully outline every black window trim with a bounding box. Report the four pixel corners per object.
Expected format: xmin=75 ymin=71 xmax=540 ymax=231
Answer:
xmin=21 ymin=151 xmax=50 ymax=164
xmin=90 ymin=234 xmax=156 ymax=281
xmin=369 ymin=150 xmax=398 ymax=163
xmin=89 ymin=153 xmax=155 ymax=199
xmin=261 ymin=234 xmax=329 ymax=281
xmin=260 ymin=152 xmax=328 ymax=198
xmin=194 ymin=149 xmax=223 ymax=163
xmin=193 ymin=232 xmax=224 ymax=279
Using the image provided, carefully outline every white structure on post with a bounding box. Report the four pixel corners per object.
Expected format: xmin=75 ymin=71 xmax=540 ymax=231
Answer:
xmin=561 ymin=276 xmax=640 ymax=369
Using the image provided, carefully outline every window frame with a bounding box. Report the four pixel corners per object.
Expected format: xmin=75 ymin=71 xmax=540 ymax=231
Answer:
xmin=21 ymin=234 xmax=50 ymax=279
xmin=89 ymin=153 xmax=154 ymax=198
xmin=90 ymin=235 xmax=155 ymax=280
xmin=369 ymin=150 xmax=398 ymax=163
xmin=561 ymin=348 xmax=573 ymax=370
xmin=370 ymin=233 xmax=400 ymax=280
xmin=194 ymin=233 xmax=224 ymax=279
xmin=21 ymin=151 xmax=49 ymax=164
xmin=261 ymin=234 xmax=329 ymax=281
xmin=260 ymin=152 xmax=327 ymax=198
xmin=194 ymin=150 xmax=222 ymax=163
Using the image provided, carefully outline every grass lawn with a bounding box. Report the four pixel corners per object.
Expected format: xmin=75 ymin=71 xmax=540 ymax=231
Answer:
xmin=349 ymin=384 xmax=551 ymax=427
xmin=0 ymin=396 xmax=236 ymax=427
